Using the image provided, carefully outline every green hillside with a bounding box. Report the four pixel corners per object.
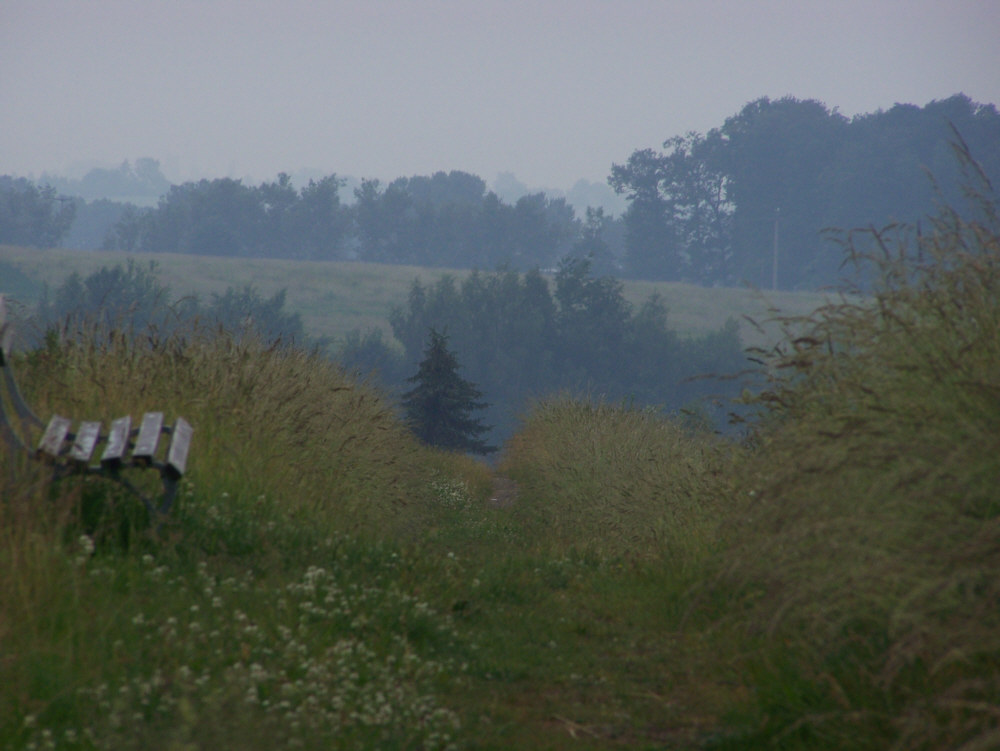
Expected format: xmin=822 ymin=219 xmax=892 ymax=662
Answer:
xmin=1 ymin=245 xmax=830 ymax=350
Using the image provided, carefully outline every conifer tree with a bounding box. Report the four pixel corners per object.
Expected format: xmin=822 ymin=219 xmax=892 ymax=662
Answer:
xmin=401 ymin=328 xmax=495 ymax=454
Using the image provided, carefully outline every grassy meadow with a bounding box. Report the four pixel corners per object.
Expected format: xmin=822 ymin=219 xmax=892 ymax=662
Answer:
xmin=0 ymin=245 xmax=829 ymax=351
xmin=2 ymin=186 xmax=999 ymax=749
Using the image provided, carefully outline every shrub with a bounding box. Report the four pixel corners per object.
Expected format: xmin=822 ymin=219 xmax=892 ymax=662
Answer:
xmin=713 ymin=153 xmax=1000 ymax=749
xmin=499 ymin=396 xmax=734 ymax=560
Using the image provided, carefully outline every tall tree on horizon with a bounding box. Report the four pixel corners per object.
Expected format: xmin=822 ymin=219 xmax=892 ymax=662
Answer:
xmin=401 ymin=328 xmax=495 ymax=454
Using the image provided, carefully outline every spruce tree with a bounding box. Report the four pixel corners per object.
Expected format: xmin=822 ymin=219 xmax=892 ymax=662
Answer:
xmin=401 ymin=328 xmax=495 ymax=454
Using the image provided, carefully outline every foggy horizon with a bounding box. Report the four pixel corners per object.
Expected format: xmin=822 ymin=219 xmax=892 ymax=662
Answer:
xmin=3 ymin=0 xmax=999 ymax=192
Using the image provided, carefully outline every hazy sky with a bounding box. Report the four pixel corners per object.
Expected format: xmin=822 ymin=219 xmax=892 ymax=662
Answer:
xmin=2 ymin=0 xmax=998 ymax=190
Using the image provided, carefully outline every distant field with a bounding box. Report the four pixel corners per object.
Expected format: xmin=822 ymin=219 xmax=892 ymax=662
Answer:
xmin=1 ymin=245 xmax=833 ymax=349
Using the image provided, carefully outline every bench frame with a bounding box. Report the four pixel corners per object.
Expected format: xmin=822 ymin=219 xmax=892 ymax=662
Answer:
xmin=1 ymin=294 xmax=192 ymax=519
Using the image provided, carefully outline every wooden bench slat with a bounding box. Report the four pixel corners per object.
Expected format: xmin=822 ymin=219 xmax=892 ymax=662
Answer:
xmin=100 ymin=416 xmax=132 ymax=467
xmin=132 ymin=412 xmax=164 ymax=466
xmin=37 ymin=415 xmax=72 ymax=461
xmin=166 ymin=417 xmax=193 ymax=476
xmin=69 ymin=420 xmax=102 ymax=466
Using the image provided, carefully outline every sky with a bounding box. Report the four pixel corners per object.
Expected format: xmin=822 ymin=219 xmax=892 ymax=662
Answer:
xmin=2 ymin=0 xmax=999 ymax=192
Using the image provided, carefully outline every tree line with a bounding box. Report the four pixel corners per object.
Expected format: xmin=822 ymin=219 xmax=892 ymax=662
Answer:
xmin=24 ymin=258 xmax=746 ymax=449
xmin=610 ymin=93 xmax=1000 ymax=288
xmin=29 ymin=260 xmax=305 ymax=348
xmin=97 ymin=171 xmax=593 ymax=271
xmin=0 ymin=176 xmax=77 ymax=248
xmin=340 ymin=258 xmax=746 ymax=446
xmin=3 ymin=94 xmax=997 ymax=290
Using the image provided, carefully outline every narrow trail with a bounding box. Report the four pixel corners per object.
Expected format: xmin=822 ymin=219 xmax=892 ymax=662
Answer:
xmin=488 ymin=475 xmax=519 ymax=508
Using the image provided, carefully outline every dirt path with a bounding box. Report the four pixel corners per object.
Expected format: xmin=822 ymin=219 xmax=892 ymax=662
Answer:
xmin=488 ymin=475 xmax=519 ymax=508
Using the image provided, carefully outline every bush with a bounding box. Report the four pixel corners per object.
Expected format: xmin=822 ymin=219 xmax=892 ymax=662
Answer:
xmin=711 ymin=154 xmax=1000 ymax=749
xmin=499 ymin=396 xmax=734 ymax=559
xmin=33 ymin=262 xmax=305 ymax=348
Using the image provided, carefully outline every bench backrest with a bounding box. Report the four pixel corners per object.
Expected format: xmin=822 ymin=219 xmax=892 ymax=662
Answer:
xmin=36 ymin=411 xmax=192 ymax=477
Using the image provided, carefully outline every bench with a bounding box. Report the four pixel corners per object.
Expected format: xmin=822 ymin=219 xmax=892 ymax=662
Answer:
xmin=0 ymin=294 xmax=192 ymax=520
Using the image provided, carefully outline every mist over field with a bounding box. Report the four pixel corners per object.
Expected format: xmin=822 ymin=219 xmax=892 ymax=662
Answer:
xmin=4 ymin=2 xmax=998 ymax=183
xmin=5 ymin=91 xmax=1000 ymax=447
xmin=3 ymin=3 xmax=1000 ymax=747
xmin=6 ymin=94 xmax=999 ymax=284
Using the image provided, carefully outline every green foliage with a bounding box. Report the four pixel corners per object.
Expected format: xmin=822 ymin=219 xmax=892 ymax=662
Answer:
xmin=1 ymin=242 xmax=826 ymax=353
xmin=610 ymin=134 xmax=731 ymax=282
xmin=402 ymin=329 xmax=495 ymax=455
xmin=8 ymin=324 xmax=466 ymax=545
xmin=1 ymin=323 xmax=490 ymax=749
xmin=387 ymin=259 xmax=746 ymax=445
xmin=100 ymin=169 xmax=586 ymax=271
xmin=109 ymin=173 xmax=352 ymax=260
xmin=554 ymin=255 xmax=632 ymax=383
xmin=334 ymin=327 xmax=408 ymax=389
xmin=0 ymin=177 xmax=76 ymax=248
xmin=1 ymin=514 xmax=465 ymax=750
xmin=612 ymin=93 xmax=1000 ymax=287
xmin=568 ymin=206 xmax=619 ymax=276
xmin=354 ymin=175 xmax=579 ymax=269
xmin=204 ymin=285 xmax=305 ymax=345
xmin=34 ymin=259 xmax=176 ymax=338
xmin=499 ymin=396 xmax=734 ymax=558
xmin=0 ymin=260 xmax=41 ymax=302
xmin=9 ymin=94 xmax=999 ymax=291
xmin=710 ymin=160 xmax=1000 ymax=748
xmin=32 ymin=261 xmax=304 ymax=348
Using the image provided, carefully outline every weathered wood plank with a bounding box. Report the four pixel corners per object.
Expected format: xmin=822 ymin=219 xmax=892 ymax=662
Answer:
xmin=69 ymin=420 xmax=102 ymax=466
xmin=132 ymin=412 xmax=164 ymax=466
xmin=166 ymin=417 xmax=193 ymax=476
xmin=100 ymin=416 xmax=132 ymax=467
xmin=37 ymin=415 xmax=72 ymax=460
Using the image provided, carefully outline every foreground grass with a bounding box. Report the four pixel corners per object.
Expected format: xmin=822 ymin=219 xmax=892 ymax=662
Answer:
xmin=2 ymin=326 xmax=730 ymax=749
xmin=2 ymin=179 xmax=999 ymax=749
xmin=706 ymin=183 xmax=1000 ymax=749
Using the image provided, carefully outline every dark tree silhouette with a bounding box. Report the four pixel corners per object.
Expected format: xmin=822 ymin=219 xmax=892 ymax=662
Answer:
xmin=401 ymin=329 xmax=495 ymax=454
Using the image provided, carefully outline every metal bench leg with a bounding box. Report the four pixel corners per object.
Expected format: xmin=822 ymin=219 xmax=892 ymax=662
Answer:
xmin=1 ymin=404 xmax=28 ymax=451
xmin=159 ymin=473 xmax=180 ymax=516
xmin=3 ymin=365 xmax=45 ymax=428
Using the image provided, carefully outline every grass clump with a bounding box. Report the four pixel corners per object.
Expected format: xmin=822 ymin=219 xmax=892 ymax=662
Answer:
xmin=1 ymin=324 xmax=480 ymax=750
xmin=16 ymin=325 xmax=443 ymax=539
xmin=499 ymin=396 xmax=734 ymax=562
xmin=710 ymin=161 xmax=1000 ymax=748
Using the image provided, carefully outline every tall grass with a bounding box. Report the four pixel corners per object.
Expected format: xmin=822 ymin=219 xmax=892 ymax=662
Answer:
xmin=500 ymin=396 xmax=734 ymax=562
xmin=16 ymin=324 xmax=448 ymax=537
xmin=709 ymin=158 xmax=1000 ymax=748
xmin=1 ymin=324 xmax=483 ymax=750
